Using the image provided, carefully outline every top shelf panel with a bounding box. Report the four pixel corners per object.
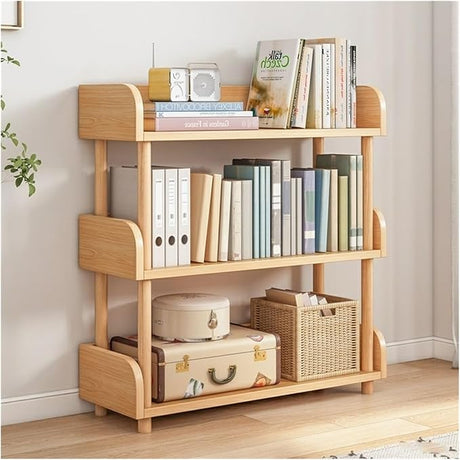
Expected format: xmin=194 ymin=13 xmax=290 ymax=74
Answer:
xmin=78 ymin=84 xmax=387 ymax=142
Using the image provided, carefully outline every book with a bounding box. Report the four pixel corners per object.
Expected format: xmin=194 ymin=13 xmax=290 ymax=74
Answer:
xmin=314 ymin=168 xmax=331 ymax=253
xmin=356 ymin=155 xmax=363 ymax=250
xmin=315 ymin=154 xmax=357 ymax=251
xmin=280 ymin=159 xmax=291 ymax=256
xmin=145 ymin=101 xmax=245 ymax=112
xmin=306 ymin=44 xmax=323 ymax=129
xmin=204 ymin=173 xmax=222 ymax=263
xmin=265 ymin=287 xmax=308 ymax=307
xmin=241 ymin=179 xmax=253 ymax=259
xmin=295 ymin=177 xmax=302 ymax=255
xmin=327 ymin=169 xmax=338 ymax=252
xmin=350 ymin=44 xmax=357 ymax=128
xmin=218 ymin=180 xmax=232 ymax=262
xmin=321 ymin=44 xmax=332 ymax=129
xmin=144 ymin=116 xmax=259 ymax=132
xmin=177 ymin=167 xmax=191 ymax=266
xmin=228 ymin=180 xmax=242 ymax=261
xmin=233 ymin=159 xmax=282 ymax=257
xmin=190 ymin=173 xmax=213 ymax=263
xmin=305 ymin=37 xmax=348 ymax=129
xmin=290 ymin=43 xmax=313 ymax=128
xmin=246 ymin=38 xmax=304 ymax=128
xmin=261 ymin=165 xmax=270 ymax=257
xmin=223 ymin=164 xmax=260 ymax=259
xmin=291 ymin=168 xmax=315 ymax=254
xmin=150 ymin=110 xmax=254 ymax=118
xmin=338 ymin=175 xmax=349 ymax=251
xmin=290 ymin=178 xmax=297 ymax=255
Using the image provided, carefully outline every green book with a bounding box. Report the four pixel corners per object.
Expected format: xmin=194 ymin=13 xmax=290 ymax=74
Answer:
xmin=338 ymin=175 xmax=349 ymax=251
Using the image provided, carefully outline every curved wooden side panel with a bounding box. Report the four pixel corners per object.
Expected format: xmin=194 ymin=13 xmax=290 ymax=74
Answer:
xmin=373 ymin=328 xmax=387 ymax=378
xmin=79 ymin=344 xmax=144 ymax=419
xmin=373 ymin=208 xmax=387 ymax=257
xmin=79 ymin=84 xmax=144 ymax=141
xmin=356 ymin=86 xmax=387 ymax=135
xmin=79 ymin=214 xmax=144 ymax=280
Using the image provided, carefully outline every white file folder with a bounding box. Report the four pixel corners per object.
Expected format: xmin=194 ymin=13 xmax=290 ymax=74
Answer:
xmin=152 ymin=168 xmax=165 ymax=268
xmin=165 ymin=168 xmax=178 ymax=267
xmin=177 ymin=167 xmax=191 ymax=265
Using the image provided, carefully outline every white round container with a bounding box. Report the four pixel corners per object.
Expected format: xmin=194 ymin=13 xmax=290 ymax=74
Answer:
xmin=152 ymin=293 xmax=230 ymax=342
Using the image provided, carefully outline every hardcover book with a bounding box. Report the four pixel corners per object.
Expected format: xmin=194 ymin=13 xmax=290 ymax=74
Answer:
xmin=145 ymin=101 xmax=245 ymax=112
xmin=144 ymin=116 xmax=259 ymax=132
xmin=246 ymin=38 xmax=303 ymax=129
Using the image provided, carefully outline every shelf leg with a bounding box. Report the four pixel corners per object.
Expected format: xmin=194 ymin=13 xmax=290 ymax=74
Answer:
xmin=94 ymin=139 xmax=108 ymax=416
xmin=361 ymin=136 xmax=374 ymax=394
xmin=137 ymin=141 xmax=152 ymax=433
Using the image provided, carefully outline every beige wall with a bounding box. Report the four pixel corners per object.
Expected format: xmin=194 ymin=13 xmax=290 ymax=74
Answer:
xmin=1 ymin=1 xmax=455 ymax=423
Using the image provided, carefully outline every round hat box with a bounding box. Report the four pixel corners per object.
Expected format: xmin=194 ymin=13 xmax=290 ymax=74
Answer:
xmin=152 ymin=293 xmax=230 ymax=342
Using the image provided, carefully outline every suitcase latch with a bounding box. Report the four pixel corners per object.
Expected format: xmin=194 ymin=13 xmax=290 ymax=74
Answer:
xmin=176 ymin=355 xmax=190 ymax=373
xmin=254 ymin=345 xmax=266 ymax=361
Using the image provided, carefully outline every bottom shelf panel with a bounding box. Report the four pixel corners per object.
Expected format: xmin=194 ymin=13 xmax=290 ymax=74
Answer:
xmin=144 ymin=371 xmax=382 ymax=418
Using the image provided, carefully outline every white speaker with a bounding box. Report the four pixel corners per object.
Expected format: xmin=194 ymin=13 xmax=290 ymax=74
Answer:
xmin=188 ymin=63 xmax=221 ymax=102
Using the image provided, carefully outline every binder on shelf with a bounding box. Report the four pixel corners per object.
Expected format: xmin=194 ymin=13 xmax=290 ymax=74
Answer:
xmin=165 ymin=168 xmax=178 ymax=266
xmin=152 ymin=168 xmax=166 ymax=268
xmin=218 ymin=179 xmax=232 ymax=262
xmin=177 ymin=167 xmax=191 ymax=265
xmin=205 ymin=173 xmax=222 ymax=263
xmin=191 ymin=173 xmax=213 ymax=263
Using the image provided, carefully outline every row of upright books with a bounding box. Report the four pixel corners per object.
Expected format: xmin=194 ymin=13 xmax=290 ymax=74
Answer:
xmin=246 ymin=37 xmax=357 ymax=129
xmin=143 ymin=100 xmax=259 ymax=132
xmin=109 ymin=154 xmax=363 ymax=268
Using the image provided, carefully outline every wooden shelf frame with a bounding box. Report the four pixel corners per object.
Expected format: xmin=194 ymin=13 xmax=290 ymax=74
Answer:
xmin=78 ymin=83 xmax=387 ymax=433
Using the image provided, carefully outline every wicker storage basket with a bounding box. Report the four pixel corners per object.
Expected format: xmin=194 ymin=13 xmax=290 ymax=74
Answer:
xmin=250 ymin=293 xmax=360 ymax=382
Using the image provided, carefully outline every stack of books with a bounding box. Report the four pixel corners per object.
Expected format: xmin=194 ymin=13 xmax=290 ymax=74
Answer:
xmin=246 ymin=37 xmax=357 ymax=129
xmin=143 ymin=100 xmax=259 ymax=132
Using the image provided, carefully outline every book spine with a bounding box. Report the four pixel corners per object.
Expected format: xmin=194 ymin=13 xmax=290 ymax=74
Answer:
xmin=327 ymin=169 xmax=338 ymax=252
xmin=338 ymin=175 xmax=349 ymax=251
xmin=218 ymin=180 xmax=232 ymax=262
xmin=315 ymin=169 xmax=330 ymax=253
xmin=151 ymin=101 xmax=245 ymax=111
xmin=153 ymin=116 xmax=259 ymax=131
xmin=346 ymin=40 xmax=352 ymax=128
xmin=322 ymin=44 xmax=332 ymax=129
xmin=295 ymin=177 xmax=302 ymax=255
xmin=335 ymin=39 xmax=347 ymax=129
xmin=241 ymin=180 xmax=253 ymax=259
xmin=350 ymin=45 xmax=357 ymax=128
xmin=329 ymin=44 xmax=336 ymax=129
xmin=290 ymin=178 xmax=297 ymax=255
xmin=291 ymin=45 xmax=313 ymax=128
xmin=152 ymin=110 xmax=254 ymax=118
xmin=306 ymin=45 xmax=322 ymax=129
xmin=229 ymin=180 xmax=242 ymax=261
xmin=281 ymin=160 xmax=291 ymax=256
xmin=356 ymin=155 xmax=363 ymax=250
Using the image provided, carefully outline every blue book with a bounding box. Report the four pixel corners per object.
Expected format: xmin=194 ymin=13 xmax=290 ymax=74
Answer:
xmin=223 ymin=164 xmax=260 ymax=259
xmin=150 ymin=101 xmax=245 ymax=112
xmin=291 ymin=168 xmax=315 ymax=254
xmin=314 ymin=169 xmax=331 ymax=252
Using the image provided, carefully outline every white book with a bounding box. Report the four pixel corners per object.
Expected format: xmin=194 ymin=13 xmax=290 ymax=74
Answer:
xmin=291 ymin=44 xmax=313 ymax=128
xmin=356 ymin=155 xmax=363 ymax=250
xmin=165 ymin=168 xmax=178 ymax=266
xmin=152 ymin=168 xmax=166 ymax=268
xmin=154 ymin=110 xmax=254 ymax=118
xmin=205 ymin=173 xmax=222 ymax=263
xmin=346 ymin=39 xmax=352 ymax=128
xmin=177 ymin=167 xmax=191 ymax=265
xmin=228 ymin=180 xmax=242 ymax=261
xmin=306 ymin=44 xmax=322 ymax=129
xmin=322 ymin=44 xmax=332 ymax=129
xmin=295 ymin=177 xmax=302 ymax=255
xmin=329 ymin=44 xmax=336 ymax=129
xmin=241 ymin=179 xmax=253 ymax=259
xmin=218 ymin=180 xmax=232 ymax=262
xmin=335 ymin=39 xmax=347 ymax=129
xmin=290 ymin=178 xmax=297 ymax=255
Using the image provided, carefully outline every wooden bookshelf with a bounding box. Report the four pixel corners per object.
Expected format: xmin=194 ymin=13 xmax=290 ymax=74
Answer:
xmin=78 ymin=83 xmax=387 ymax=433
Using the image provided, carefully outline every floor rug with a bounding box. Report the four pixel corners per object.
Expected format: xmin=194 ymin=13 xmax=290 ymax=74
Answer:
xmin=324 ymin=431 xmax=458 ymax=459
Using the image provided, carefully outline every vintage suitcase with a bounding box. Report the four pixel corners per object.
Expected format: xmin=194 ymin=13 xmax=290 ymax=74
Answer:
xmin=110 ymin=324 xmax=280 ymax=402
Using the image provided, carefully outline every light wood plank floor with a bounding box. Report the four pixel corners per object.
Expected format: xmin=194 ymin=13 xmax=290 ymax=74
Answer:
xmin=2 ymin=359 xmax=458 ymax=458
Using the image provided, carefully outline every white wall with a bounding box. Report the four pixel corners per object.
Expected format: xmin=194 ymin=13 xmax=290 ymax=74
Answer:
xmin=1 ymin=1 xmax=454 ymax=424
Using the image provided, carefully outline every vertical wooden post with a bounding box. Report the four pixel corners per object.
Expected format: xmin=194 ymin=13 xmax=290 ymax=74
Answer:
xmin=361 ymin=136 xmax=374 ymax=394
xmin=313 ymin=138 xmax=325 ymax=293
xmin=137 ymin=142 xmax=152 ymax=433
xmin=94 ymin=140 xmax=108 ymax=417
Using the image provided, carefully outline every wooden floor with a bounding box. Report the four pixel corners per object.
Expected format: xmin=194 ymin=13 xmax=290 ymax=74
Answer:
xmin=2 ymin=359 xmax=458 ymax=458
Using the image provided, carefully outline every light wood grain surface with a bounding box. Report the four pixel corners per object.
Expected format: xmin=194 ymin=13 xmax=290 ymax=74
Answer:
xmin=2 ymin=359 xmax=457 ymax=458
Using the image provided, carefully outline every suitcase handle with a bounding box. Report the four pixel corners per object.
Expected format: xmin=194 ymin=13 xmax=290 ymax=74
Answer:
xmin=208 ymin=365 xmax=237 ymax=385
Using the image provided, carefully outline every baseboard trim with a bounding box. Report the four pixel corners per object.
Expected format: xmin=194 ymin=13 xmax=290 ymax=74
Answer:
xmin=2 ymin=337 xmax=456 ymax=426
